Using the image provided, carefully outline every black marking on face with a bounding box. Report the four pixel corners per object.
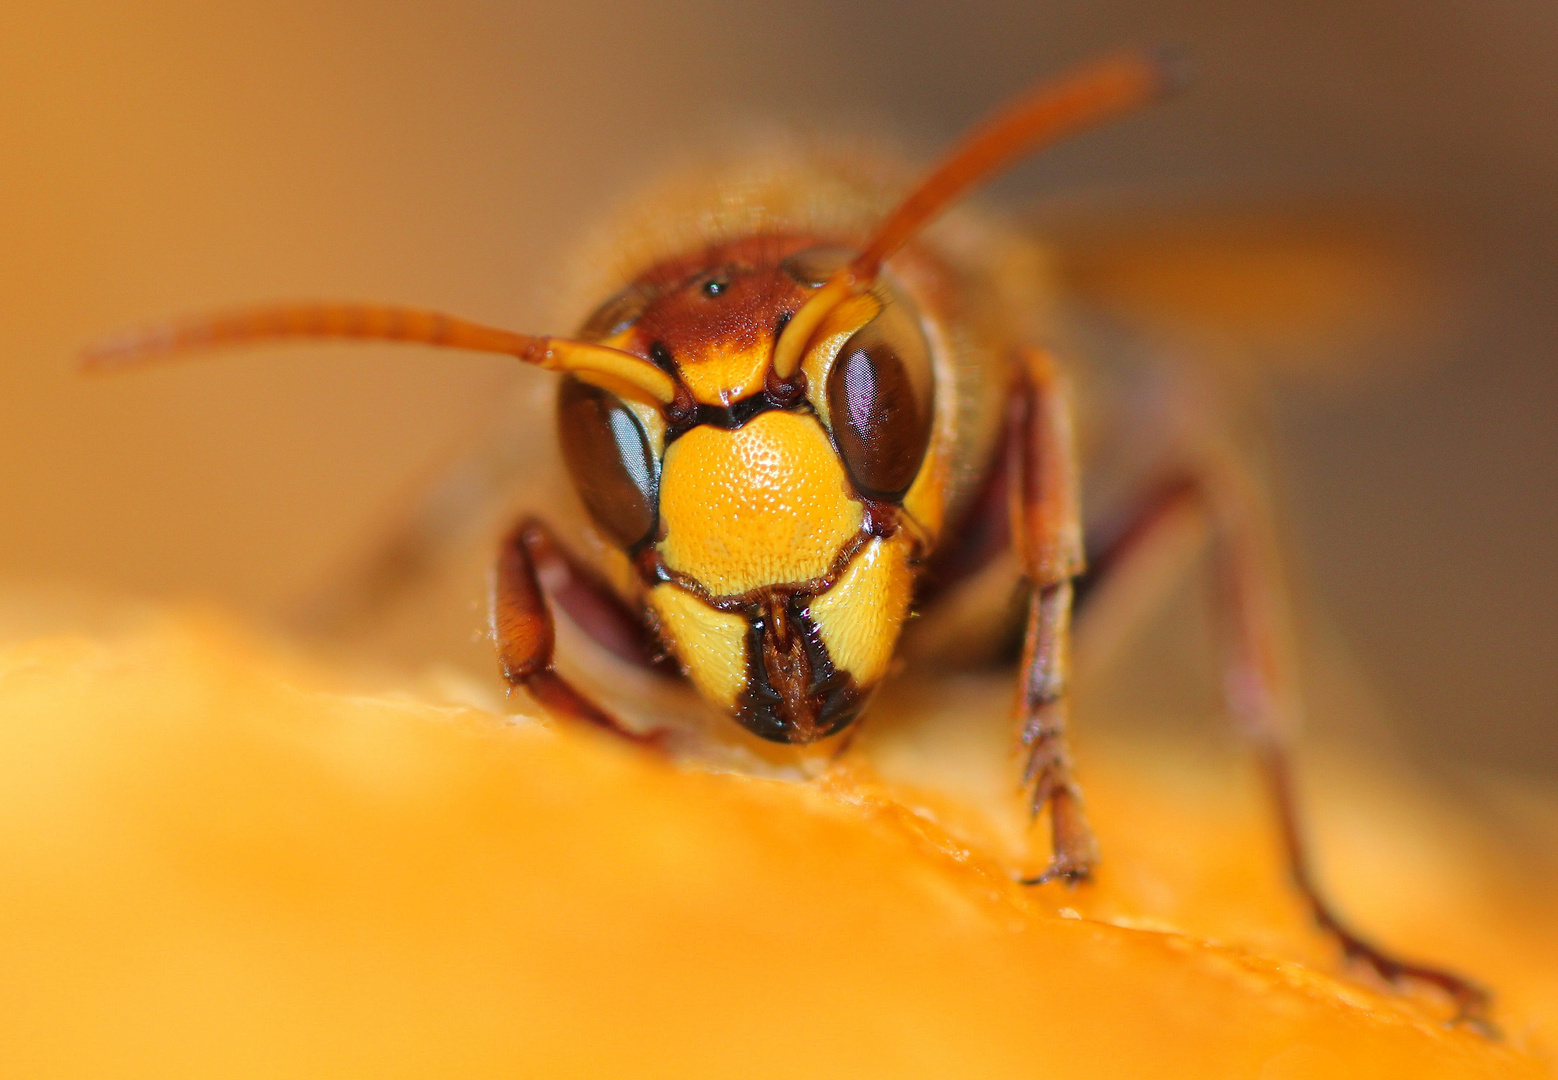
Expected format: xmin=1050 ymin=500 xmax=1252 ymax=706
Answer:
xmin=647 ymin=340 xmax=678 ymax=374
xmin=661 ymin=390 xmax=818 ymax=443
xmin=734 ymin=592 xmax=865 ymax=744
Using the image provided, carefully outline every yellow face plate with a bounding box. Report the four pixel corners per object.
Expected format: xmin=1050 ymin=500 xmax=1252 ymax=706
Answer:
xmin=677 ymin=342 xmax=770 ymax=407
xmin=804 ymin=534 xmax=915 ymax=689
xmin=658 ymin=411 xmax=863 ymax=598
xmin=647 ymin=583 xmax=749 ymax=708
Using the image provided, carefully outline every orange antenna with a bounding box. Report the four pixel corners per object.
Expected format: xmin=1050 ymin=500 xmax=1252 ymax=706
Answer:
xmin=82 ymin=301 xmax=678 ymax=406
xmin=773 ymin=47 xmax=1183 ymax=378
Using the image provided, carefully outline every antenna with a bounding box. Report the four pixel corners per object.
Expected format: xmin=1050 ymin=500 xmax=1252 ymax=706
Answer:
xmin=81 ymin=300 xmax=677 ymax=406
xmin=772 ymin=47 xmax=1183 ymax=379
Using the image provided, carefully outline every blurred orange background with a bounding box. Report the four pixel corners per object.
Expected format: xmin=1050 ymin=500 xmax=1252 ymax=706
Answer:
xmin=1 ymin=0 xmax=1554 ymax=793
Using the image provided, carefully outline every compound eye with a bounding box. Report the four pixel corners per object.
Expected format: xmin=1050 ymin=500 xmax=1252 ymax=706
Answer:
xmin=557 ymin=377 xmax=659 ymax=548
xmin=780 ymin=244 xmax=856 ymax=287
xmin=825 ymin=300 xmax=935 ymax=503
xmin=578 ymin=286 xmax=650 ymax=341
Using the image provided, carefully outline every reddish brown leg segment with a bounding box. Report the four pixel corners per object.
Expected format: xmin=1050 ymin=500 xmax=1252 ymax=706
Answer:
xmin=492 ymin=517 xmax=661 ymax=745
xmin=1011 ymin=350 xmax=1097 ymax=884
xmin=517 ymin=522 xmax=672 ymax=672
xmin=1077 ymin=462 xmax=1494 ymax=1032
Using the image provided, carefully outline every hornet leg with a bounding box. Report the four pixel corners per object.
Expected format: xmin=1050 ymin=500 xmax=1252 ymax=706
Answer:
xmin=1075 ymin=458 xmax=1494 ymax=1032
xmin=492 ymin=516 xmax=664 ymax=746
xmin=1010 ymin=349 xmax=1097 ymax=884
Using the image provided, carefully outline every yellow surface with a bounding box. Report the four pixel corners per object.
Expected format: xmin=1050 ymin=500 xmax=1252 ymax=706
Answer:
xmin=647 ymin=581 xmax=750 ymax=708
xmin=0 ymin=618 xmax=1553 ymax=1079
xmin=678 ymin=341 xmax=772 ymax=406
xmin=659 ymin=411 xmax=863 ymax=596
xmin=806 ymin=533 xmax=916 ymax=687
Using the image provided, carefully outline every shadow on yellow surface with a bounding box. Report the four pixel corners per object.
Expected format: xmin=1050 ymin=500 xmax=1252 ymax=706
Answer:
xmin=0 ymin=614 xmax=1551 ymax=1078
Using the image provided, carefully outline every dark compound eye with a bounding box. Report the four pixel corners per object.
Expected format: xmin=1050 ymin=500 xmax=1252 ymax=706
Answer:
xmin=825 ymin=299 xmax=935 ymax=503
xmin=780 ymin=244 xmax=856 ymax=287
xmin=557 ymin=377 xmax=659 ymax=549
xmin=578 ymin=286 xmax=650 ymax=340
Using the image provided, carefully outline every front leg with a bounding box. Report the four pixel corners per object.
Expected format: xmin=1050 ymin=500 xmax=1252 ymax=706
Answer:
xmin=1075 ymin=461 xmax=1494 ymax=1031
xmin=492 ymin=516 xmax=662 ymax=745
xmin=1010 ymin=349 xmax=1097 ymax=884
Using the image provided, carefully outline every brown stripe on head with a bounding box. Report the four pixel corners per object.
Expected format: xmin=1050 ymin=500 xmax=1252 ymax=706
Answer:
xmin=615 ymin=236 xmax=819 ymax=407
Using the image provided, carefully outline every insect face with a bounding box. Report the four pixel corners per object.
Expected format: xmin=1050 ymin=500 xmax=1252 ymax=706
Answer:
xmin=558 ymin=237 xmax=935 ymax=743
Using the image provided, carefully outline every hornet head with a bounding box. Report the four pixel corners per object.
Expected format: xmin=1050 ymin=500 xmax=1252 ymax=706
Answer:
xmin=559 ymin=237 xmax=940 ymax=742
